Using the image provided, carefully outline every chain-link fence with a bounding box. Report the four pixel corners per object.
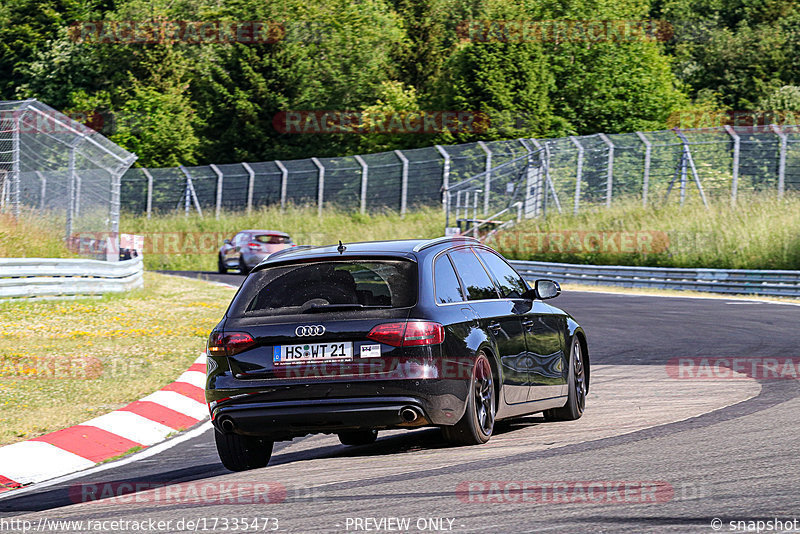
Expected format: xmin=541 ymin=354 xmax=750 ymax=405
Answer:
xmin=446 ymin=125 xmax=800 ymax=237
xmin=120 ymin=140 xmax=532 ymax=217
xmin=0 ymin=100 xmax=138 ymax=248
xmin=121 ymin=124 xmax=800 ymax=221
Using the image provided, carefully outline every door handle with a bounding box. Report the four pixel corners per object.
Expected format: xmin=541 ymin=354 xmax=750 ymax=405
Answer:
xmin=522 ymin=319 xmax=535 ymax=330
xmin=488 ymin=323 xmax=502 ymax=333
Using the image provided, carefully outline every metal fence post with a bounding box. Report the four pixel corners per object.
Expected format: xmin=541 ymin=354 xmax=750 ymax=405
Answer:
xmin=354 ymin=155 xmax=368 ymax=214
xmin=435 ymin=145 xmax=450 ymax=216
xmin=394 ymin=150 xmax=409 ymax=215
xmin=241 ymin=162 xmax=255 ymax=214
xmin=183 ymin=169 xmax=190 ymax=216
xmin=527 ymin=139 xmax=560 ymax=215
xmin=312 ymin=157 xmax=325 ymax=217
xmin=724 ymin=125 xmax=740 ymax=205
xmin=519 ymin=139 xmax=540 ymax=218
xmin=674 ymin=129 xmax=709 ymax=208
xmin=35 ymin=171 xmax=46 ymax=210
xmin=109 ymin=162 xmax=124 ymax=251
xmin=65 ymin=145 xmax=76 ymax=240
xmin=542 ymin=142 xmax=561 ymax=214
xmin=528 ymin=139 xmax=544 ymax=216
xmin=478 ymin=141 xmax=492 ymax=215
xmin=179 ymin=165 xmax=203 ymax=217
xmin=73 ymin=144 xmax=84 ymax=218
xmin=569 ymin=136 xmax=584 ymax=215
xmin=275 ymin=161 xmax=288 ymax=209
xmin=0 ymin=171 xmax=5 ymax=212
xmin=770 ymin=124 xmax=787 ymax=198
xmin=598 ymin=133 xmax=615 ymax=207
xmin=635 ymin=131 xmax=652 ymax=207
xmin=142 ymin=168 xmax=153 ymax=218
xmin=210 ymin=164 xmax=223 ymax=219
xmin=11 ymin=112 xmax=20 ymax=219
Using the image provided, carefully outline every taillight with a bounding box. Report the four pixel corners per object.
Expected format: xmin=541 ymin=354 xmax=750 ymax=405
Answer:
xmin=366 ymin=323 xmax=406 ymax=347
xmin=207 ymin=331 xmax=255 ymax=356
xmin=403 ymin=321 xmax=445 ymax=346
xmin=367 ymin=321 xmax=444 ymax=347
xmin=247 ymin=242 xmax=261 ymax=249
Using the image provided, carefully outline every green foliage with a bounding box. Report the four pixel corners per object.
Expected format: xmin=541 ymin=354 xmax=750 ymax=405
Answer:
xmin=653 ymin=0 xmax=800 ymax=110
xmin=1 ymin=0 xmax=798 ymax=166
xmin=760 ymin=86 xmax=800 ymax=113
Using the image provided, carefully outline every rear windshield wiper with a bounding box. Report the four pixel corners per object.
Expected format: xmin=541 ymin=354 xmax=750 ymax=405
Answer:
xmin=302 ymin=304 xmax=391 ymax=313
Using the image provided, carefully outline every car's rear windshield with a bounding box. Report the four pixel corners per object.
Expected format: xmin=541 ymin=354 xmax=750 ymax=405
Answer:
xmin=253 ymin=234 xmax=291 ymax=244
xmin=228 ymin=260 xmax=417 ymax=317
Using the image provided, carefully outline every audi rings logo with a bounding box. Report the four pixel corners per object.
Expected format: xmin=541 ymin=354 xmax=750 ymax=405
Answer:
xmin=295 ymin=325 xmax=325 ymax=337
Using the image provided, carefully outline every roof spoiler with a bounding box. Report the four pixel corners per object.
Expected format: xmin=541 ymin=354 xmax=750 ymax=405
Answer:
xmin=412 ymin=236 xmax=479 ymax=252
xmin=266 ymin=245 xmax=315 ymax=260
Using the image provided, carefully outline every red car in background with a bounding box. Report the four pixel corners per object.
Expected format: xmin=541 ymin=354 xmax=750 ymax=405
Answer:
xmin=218 ymin=230 xmax=295 ymax=273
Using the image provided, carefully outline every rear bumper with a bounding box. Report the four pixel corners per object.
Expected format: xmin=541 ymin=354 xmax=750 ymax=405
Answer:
xmin=213 ymin=396 xmax=428 ymax=439
xmin=208 ymin=378 xmax=470 ymax=438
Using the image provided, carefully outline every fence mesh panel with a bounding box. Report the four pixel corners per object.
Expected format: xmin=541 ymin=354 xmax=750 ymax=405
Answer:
xmin=1 ymin=100 xmax=136 ymax=248
xmin=111 ymin=124 xmax=800 ymax=219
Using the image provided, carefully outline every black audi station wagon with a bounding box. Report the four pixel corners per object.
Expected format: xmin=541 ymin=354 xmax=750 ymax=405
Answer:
xmin=206 ymin=237 xmax=589 ymax=471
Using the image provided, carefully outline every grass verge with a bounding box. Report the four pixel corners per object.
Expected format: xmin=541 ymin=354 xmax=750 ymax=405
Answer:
xmin=0 ymin=212 xmax=76 ymax=258
xmin=488 ymin=194 xmax=800 ymax=270
xmin=118 ymin=195 xmax=800 ymax=272
xmin=0 ymin=272 xmax=235 ymax=446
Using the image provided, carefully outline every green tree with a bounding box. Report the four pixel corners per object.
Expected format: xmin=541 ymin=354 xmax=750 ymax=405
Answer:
xmin=193 ymin=0 xmax=408 ymax=162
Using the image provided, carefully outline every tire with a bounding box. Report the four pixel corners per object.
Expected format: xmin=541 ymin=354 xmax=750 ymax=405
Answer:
xmin=338 ymin=429 xmax=378 ymax=446
xmin=543 ymin=336 xmax=587 ymax=422
xmin=214 ymin=430 xmax=273 ymax=472
xmin=239 ymin=256 xmax=249 ymax=275
xmin=442 ymin=351 xmax=495 ymax=445
xmin=217 ymin=255 xmax=227 ymax=274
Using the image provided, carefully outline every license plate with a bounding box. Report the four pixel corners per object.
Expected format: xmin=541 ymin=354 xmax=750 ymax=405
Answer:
xmin=273 ymin=342 xmax=353 ymax=365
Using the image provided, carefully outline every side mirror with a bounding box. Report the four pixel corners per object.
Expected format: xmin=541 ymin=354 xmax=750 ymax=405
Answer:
xmin=223 ymin=239 xmax=231 ymax=245
xmin=522 ymin=279 xmax=561 ymax=300
xmin=534 ymin=279 xmax=561 ymax=300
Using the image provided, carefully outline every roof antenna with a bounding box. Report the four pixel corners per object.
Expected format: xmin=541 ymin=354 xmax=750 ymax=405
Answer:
xmin=337 ymin=240 xmax=346 ymax=254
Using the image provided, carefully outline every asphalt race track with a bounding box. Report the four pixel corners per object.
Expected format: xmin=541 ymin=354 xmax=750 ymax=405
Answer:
xmin=2 ymin=271 xmax=800 ymax=533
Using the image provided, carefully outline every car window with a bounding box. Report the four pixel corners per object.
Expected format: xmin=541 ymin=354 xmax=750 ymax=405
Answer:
xmin=434 ymin=254 xmax=465 ymax=304
xmin=254 ymin=234 xmax=291 ymax=244
xmin=228 ymin=260 xmax=417 ymax=317
xmin=475 ymin=248 xmax=528 ymax=298
xmin=449 ymin=248 xmax=498 ymax=301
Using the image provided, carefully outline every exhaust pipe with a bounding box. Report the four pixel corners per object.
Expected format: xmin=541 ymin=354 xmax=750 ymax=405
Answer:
xmin=400 ymin=407 xmax=420 ymax=423
xmin=220 ymin=417 xmax=236 ymax=433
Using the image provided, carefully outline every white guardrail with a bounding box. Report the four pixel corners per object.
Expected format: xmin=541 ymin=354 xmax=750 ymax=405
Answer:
xmin=509 ymin=260 xmax=800 ymax=297
xmin=0 ymin=257 xmax=144 ymax=299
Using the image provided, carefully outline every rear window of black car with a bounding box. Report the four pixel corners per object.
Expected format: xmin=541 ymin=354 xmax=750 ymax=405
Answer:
xmin=228 ymin=260 xmax=417 ymax=317
xmin=253 ymin=234 xmax=291 ymax=244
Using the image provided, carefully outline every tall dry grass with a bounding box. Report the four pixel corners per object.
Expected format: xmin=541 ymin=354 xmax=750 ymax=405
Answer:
xmin=489 ymin=194 xmax=800 ymax=269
